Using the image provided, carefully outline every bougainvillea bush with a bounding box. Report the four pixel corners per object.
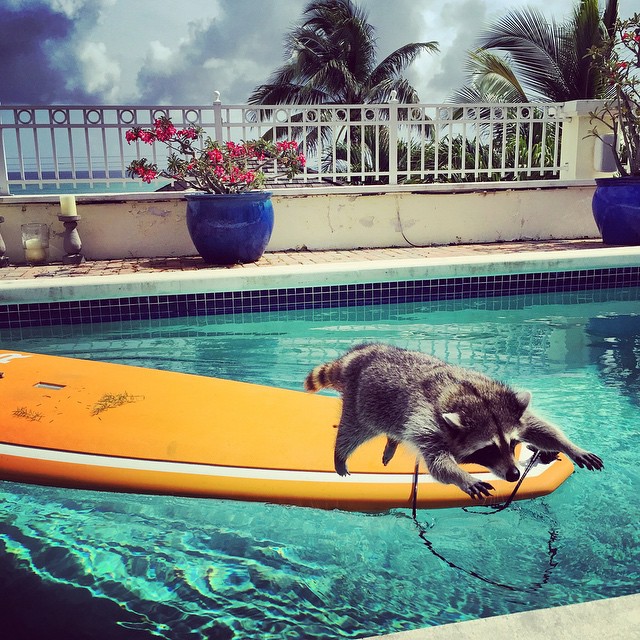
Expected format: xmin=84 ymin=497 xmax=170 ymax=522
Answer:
xmin=588 ymin=13 xmax=640 ymax=177
xmin=126 ymin=116 xmax=306 ymax=193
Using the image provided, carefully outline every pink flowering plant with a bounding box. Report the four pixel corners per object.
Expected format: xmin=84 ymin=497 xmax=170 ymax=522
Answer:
xmin=125 ymin=116 xmax=306 ymax=193
xmin=588 ymin=13 xmax=640 ymax=177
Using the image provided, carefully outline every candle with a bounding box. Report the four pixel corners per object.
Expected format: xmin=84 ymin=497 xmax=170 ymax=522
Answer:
xmin=24 ymin=238 xmax=46 ymax=263
xmin=60 ymin=195 xmax=77 ymax=216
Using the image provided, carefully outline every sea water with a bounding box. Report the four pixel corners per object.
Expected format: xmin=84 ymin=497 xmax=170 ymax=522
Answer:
xmin=1 ymin=288 xmax=638 ymax=639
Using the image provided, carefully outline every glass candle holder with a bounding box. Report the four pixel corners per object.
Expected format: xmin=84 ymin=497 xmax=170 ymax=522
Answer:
xmin=21 ymin=223 xmax=50 ymax=265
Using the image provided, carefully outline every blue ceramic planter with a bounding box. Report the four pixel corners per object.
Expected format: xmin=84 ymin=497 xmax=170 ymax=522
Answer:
xmin=592 ymin=177 xmax=640 ymax=245
xmin=185 ymin=192 xmax=274 ymax=264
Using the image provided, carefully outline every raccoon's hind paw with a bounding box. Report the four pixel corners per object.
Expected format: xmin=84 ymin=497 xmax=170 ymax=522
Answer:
xmin=465 ymin=481 xmax=495 ymax=500
xmin=335 ymin=459 xmax=351 ymax=477
xmin=574 ymin=451 xmax=604 ymax=471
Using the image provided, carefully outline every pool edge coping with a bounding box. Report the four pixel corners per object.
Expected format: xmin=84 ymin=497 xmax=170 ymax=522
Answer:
xmin=2 ymin=246 xmax=640 ymax=305
xmin=362 ymin=592 xmax=640 ymax=639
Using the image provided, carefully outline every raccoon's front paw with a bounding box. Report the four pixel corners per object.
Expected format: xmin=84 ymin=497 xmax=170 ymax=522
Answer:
xmin=533 ymin=449 xmax=560 ymax=464
xmin=573 ymin=451 xmax=604 ymax=471
xmin=464 ymin=480 xmax=495 ymax=500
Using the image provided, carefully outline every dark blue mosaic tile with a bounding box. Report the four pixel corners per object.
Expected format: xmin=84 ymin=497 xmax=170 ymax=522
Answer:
xmin=1 ymin=266 xmax=639 ymax=329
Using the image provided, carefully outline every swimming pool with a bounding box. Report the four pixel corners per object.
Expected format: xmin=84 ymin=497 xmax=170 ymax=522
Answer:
xmin=1 ymin=284 xmax=639 ymax=639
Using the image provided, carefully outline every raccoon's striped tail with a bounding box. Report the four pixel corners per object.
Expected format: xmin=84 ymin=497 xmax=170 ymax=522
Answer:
xmin=304 ymin=362 xmax=340 ymax=392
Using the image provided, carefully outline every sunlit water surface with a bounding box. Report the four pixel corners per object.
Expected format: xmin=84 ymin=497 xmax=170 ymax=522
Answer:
xmin=1 ymin=288 xmax=639 ymax=639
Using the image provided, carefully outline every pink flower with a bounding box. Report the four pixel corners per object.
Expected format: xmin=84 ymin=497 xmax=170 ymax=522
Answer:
xmin=207 ymin=149 xmax=224 ymax=164
xmin=125 ymin=116 xmax=306 ymax=193
xmin=225 ymin=141 xmax=248 ymax=157
xmin=621 ymin=32 xmax=640 ymax=42
xmin=177 ymin=127 xmax=199 ymax=140
xmin=135 ymin=166 xmax=158 ymax=183
xmin=276 ymin=140 xmax=298 ymax=152
xmin=139 ymin=130 xmax=155 ymax=144
xmin=153 ymin=118 xmax=177 ymax=142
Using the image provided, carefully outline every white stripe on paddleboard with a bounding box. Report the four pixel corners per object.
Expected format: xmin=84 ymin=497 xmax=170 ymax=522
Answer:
xmin=0 ymin=443 xmax=549 ymax=484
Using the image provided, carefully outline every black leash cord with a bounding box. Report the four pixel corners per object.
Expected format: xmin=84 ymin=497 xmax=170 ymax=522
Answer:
xmin=462 ymin=448 xmax=542 ymax=514
xmin=409 ymin=449 xmax=557 ymax=593
xmin=410 ymin=459 xmax=420 ymax=519
xmin=410 ymin=449 xmax=542 ymax=517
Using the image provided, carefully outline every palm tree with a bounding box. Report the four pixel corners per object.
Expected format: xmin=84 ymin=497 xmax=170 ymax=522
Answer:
xmin=248 ymin=0 xmax=438 ymax=183
xmin=453 ymin=0 xmax=619 ymax=103
xmin=248 ymin=0 xmax=438 ymax=105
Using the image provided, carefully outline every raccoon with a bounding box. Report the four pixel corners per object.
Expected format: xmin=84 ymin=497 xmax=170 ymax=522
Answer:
xmin=304 ymin=343 xmax=603 ymax=499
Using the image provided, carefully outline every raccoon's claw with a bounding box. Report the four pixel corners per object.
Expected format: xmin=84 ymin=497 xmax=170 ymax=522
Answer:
xmin=574 ymin=451 xmax=604 ymax=471
xmin=465 ymin=481 xmax=495 ymax=500
xmin=335 ymin=460 xmax=350 ymax=476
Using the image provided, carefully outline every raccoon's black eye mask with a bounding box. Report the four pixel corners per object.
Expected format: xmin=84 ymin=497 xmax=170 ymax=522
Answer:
xmin=462 ymin=444 xmax=500 ymax=466
xmin=463 ymin=440 xmax=519 ymax=466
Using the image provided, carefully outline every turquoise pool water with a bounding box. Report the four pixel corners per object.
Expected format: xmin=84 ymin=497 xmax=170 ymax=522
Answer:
xmin=1 ymin=288 xmax=639 ymax=639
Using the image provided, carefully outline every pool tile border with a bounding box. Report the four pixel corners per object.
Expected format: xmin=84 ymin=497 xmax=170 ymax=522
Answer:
xmin=1 ymin=266 xmax=639 ymax=329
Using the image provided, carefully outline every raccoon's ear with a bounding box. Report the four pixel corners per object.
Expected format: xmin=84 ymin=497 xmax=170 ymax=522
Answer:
xmin=442 ymin=412 xmax=464 ymax=429
xmin=516 ymin=390 xmax=532 ymax=410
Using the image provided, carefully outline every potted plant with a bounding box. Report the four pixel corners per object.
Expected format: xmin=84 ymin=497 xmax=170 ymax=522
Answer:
xmin=588 ymin=13 xmax=640 ymax=245
xmin=125 ymin=116 xmax=306 ymax=264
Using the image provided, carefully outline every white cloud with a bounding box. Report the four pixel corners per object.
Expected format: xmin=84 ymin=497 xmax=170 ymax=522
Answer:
xmin=147 ymin=41 xmax=174 ymax=65
xmin=5 ymin=0 xmax=640 ymax=105
xmin=50 ymin=0 xmax=116 ymax=19
xmin=203 ymin=57 xmax=224 ymax=70
xmin=77 ymin=41 xmax=121 ymax=101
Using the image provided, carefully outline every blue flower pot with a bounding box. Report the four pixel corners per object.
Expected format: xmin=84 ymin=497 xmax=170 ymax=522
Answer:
xmin=592 ymin=177 xmax=640 ymax=246
xmin=185 ymin=192 xmax=274 ymax=264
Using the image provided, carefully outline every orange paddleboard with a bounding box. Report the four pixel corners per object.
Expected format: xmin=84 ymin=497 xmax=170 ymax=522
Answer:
xmin=0 ymin=351 xmax=573 ymax=510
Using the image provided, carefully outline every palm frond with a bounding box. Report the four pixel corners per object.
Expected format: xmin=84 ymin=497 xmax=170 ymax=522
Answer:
xmin=368 ymin=77 xmax=420 ymax=104
xmin=248 ymin=0 xmax=433 ymax=105
xmin=459 ymin=1 xmax=620 ymax=102
xmin=476 ymin=8 xmax=569 ymax=99
xmin=461 ymin=50 xmax=529 ymax=101
xmin=247 ymin=83 xmax=329 ymax=105
xmin=370 ymin=42 xmax=439 ymax=87
xmin=561 ymin=0 xmax=605 ymax=98
xmin=602 ymin=0 xmax=619 ymax=38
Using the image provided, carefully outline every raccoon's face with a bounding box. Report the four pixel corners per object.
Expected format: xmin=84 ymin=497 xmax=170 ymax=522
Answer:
xmin=459 ymin=435 xmax=521 ymax=482
xmin=442 ymin=388 xmax=531 ymax=483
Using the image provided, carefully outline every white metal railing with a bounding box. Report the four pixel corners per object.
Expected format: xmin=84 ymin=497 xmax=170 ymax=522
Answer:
xmin=0 ymin=95 xmax=568 ymax=195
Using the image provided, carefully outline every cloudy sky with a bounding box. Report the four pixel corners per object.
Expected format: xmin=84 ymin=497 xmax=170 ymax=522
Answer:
xmin=1 ymin=0 xmax=636 ymax=106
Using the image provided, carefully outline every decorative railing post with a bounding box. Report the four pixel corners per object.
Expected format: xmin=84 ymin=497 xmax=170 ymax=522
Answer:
xmin=213 ymin=91 xmax=223 ymax=144
xmin=388 ymin=91 xmax=399 ymax=185
xmin=559 ymin=99 xmax=614 ymax=180
xmin=0 ymin=104 xmax=10 ymax=196
xmin=0 ymin=216 xmax=10 ymax=266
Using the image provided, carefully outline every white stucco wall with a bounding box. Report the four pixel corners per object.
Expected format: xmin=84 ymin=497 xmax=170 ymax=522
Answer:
xmin=0 ymin=182 xmax=600 ymax=264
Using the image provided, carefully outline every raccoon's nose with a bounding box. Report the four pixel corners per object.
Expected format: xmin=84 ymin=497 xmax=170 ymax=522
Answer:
xmin=506 ymin=467 xmax=520 ymax=482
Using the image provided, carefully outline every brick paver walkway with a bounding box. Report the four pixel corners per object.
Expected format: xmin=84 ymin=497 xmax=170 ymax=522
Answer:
xmin=0 ymin=239 xmax=608 ymax=281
